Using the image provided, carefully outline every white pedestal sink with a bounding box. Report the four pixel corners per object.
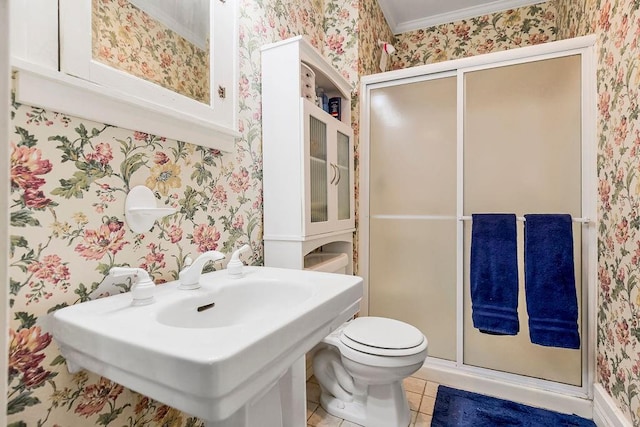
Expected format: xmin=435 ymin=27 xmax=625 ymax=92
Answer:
xmin=51 ymin=267 xmax=362 ymax=426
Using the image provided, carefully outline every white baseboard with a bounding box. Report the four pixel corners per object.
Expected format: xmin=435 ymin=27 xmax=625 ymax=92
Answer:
xmin=414 ymin=363 xmax=593 ymax=419
xmin=593 ymin=384 xmax=633 ymax=427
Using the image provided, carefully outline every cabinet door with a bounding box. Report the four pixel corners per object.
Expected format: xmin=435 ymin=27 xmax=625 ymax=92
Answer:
xmin=303 ymin=100 xmax=354 ymax=236
xmin=333 ymin=122 xmax=355 ymax=229
xmin=307 ymin=105 xmax=329 ymax=227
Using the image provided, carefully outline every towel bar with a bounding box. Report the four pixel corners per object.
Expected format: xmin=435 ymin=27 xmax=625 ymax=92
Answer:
xmin=458 ymin=216 xmax=591 ymax=223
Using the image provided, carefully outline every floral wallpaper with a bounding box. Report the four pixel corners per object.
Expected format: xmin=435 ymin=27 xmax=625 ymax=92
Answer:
xmin=6 ymin=0 xmax=385 ymax=424
xmin=92 ymin=0 xmax=211 ymax=104
xmin=552 ymin=0 xmax=640 ymax=424
xmin=391 ymin=2 xmax=558 ymax=69
xmin=7 ymin=85 xmax=261 ymax=425
xmin=16 ymin=0 xmax=640 ymax=425
xmin=554 ymin=0 xmax=597 ymax=39
xmin=358 ymin=0 xmax=395 ymax=77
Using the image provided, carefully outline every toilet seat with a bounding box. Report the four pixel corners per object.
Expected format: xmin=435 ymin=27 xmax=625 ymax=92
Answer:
xmin=340 ymin=317 xmax=426 ymax=357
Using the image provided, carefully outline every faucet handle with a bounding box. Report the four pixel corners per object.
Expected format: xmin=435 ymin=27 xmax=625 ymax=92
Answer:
xmin=228 ymin=244 xmax=251 ymax=278
xmin=109 ymin=267 xmax=155 ymax=306
xmin=178 ymin=250 xmax=226 ymax=290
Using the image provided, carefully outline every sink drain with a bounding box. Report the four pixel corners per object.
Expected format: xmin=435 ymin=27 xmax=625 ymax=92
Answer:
xmin=197 ymin=302 xmax=215 ymax=312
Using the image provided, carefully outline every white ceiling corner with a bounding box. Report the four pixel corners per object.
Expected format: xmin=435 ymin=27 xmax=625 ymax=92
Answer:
xmin=377 ymin=0 xmax=549 ymax=35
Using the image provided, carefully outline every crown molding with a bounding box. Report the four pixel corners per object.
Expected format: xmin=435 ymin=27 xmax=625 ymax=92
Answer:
xmin=382 ymin=0 xmax=548 ymax=35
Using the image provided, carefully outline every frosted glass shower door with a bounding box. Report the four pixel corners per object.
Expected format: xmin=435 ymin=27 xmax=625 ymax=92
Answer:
xmin=463 ymin=55 xmax=583 ymax=385
xmin=369 ymin=76 xmax=457 ymax=361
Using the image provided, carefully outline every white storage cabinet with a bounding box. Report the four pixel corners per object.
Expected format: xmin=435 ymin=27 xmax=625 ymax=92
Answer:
xmin=262 ymin=36 xmax=355 ymax=271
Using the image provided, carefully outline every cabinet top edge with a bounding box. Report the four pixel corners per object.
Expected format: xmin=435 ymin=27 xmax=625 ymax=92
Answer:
xmin=260 ymin=35 xmax=305 ymax=52
xmin=261 ymin=36 xmax=352 ymax=98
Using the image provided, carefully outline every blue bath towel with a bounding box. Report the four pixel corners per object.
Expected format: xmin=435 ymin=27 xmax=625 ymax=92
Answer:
xmin=470 ymin=214 xmax=519 ymax=335
xmin=524 ymin=214 xmax=580 ymax=349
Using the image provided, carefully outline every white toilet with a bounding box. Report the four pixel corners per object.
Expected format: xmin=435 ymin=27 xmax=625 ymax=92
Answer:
xmin=313 ymin=316 xmax=428 ymax=427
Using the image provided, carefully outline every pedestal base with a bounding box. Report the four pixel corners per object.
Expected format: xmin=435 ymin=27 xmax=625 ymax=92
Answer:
xmin=205 ymin=357 xmax=307 ymax=427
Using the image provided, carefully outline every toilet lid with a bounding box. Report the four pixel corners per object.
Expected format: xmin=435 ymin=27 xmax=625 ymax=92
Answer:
xmin=341 ymin=317 xmax=424 ymax=351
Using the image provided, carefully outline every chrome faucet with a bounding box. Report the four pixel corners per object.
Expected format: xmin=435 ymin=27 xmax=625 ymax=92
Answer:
xmin=178 ymin=250 xmax=225 ymax=290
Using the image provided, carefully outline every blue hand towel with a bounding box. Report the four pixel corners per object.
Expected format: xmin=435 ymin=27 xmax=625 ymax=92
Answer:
xmin=470 ymin=214 xmax=519 ymax=335
xmin=524 ymin=214 xmax=580 ymax=349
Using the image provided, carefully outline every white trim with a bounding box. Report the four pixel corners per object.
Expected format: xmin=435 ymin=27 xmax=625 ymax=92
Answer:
xmin=263 ymin=229 xmax=355 ymax=242
xmin=13 ymin=60 xmax=239 ymax=151
xmin=422 ymin=356 xmax=588 ymax=398
xmin=456 ymin=68 xmax=464 ymax=367
xmin=593 ymin=384 xmax=633 ymax=427
xmin=361 ymin=35 xmax=597 ymax=86
xmin=583 ymin=45 xmax=599 ymax=401
xmin=390 ymin=0 xmax=549 ymax=35
xmin=358 ymin=76 xmax=371 ymax=313
xmin=413 ymin=363 xmax=593 ymax=419
xmin=1 ymin=0 xmax=10 ymax=422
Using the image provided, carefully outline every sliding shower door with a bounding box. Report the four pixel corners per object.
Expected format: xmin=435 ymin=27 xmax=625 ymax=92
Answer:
xmin=363 ymin=44 xmax=593 ymax=394
xmin=368 ymin=75 xmax=458 ymax=361
xmin=462 ymin=55 xmax=583 ymax=385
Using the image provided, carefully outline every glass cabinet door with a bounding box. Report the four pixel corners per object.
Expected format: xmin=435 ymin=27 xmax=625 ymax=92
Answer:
xmin=336 ymin=131 xmax=351 ymax=220
xmin=309 ymin=114 xmax=328 ymax=223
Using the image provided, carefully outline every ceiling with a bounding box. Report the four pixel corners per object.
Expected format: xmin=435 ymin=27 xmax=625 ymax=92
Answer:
xmin=377 ymin=0 xmax=548 ymax=35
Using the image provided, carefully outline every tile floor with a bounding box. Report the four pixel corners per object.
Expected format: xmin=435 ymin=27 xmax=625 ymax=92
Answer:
xmin=306 ymin=375 xmax=439 ymax=427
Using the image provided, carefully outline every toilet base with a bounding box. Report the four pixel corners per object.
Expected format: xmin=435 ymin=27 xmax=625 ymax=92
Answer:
xmin=319 ymin=381 xmax=411 ymax=427
xmin=320 ymin=391 xmax=366 ymax=425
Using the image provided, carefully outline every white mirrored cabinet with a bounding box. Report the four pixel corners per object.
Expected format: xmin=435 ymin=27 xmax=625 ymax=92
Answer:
xmin=11 ymin=0 xmax=238 ymax=151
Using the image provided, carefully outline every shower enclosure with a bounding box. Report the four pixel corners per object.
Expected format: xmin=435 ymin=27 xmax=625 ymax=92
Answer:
xmin=359 ymin=36 xmax=596 ymax=415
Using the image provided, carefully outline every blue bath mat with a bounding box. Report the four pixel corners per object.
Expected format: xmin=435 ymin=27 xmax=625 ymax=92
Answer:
xmin=432 ymin=386 xmax=595 ymax=426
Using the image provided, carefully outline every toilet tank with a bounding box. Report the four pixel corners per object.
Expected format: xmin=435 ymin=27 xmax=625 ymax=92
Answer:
xmin=304 ymin=252 xmax=349 ymax=274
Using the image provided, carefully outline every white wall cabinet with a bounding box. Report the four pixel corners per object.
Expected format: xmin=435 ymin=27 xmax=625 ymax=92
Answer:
xmin=262 ymin=36 xmax=355 ymax=271
xmin=9 ymin=0 xmax=238 ymax=151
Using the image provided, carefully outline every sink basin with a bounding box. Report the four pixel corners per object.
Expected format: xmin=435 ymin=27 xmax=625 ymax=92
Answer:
xmin=50 ymin=267 xmax=362 ymax=424
xmin=156 ymin=279 xmax=313 ymax=328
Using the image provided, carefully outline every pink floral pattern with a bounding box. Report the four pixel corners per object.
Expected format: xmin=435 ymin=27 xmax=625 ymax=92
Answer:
xmin=74 ymin=218 xmax=128 ymax=261
xmin=191 ymin=224 xmax=222 ymax=253
xmin=8 ymin=80 xmax=260 ymax=426
xmin=11 ymin=142 xmax=54 ymax=209
xmin=92 ymin=0 xmax=210 ymax=104
xmin=74 ymin=378 xmax=124 ymax=417
xmin=7 ymin=0 xmax=598 ymax=425
xmin=554 ymin=0 xmax=640 ymax=424
xmin=391 ymin=3 xmax=558 ymax=69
